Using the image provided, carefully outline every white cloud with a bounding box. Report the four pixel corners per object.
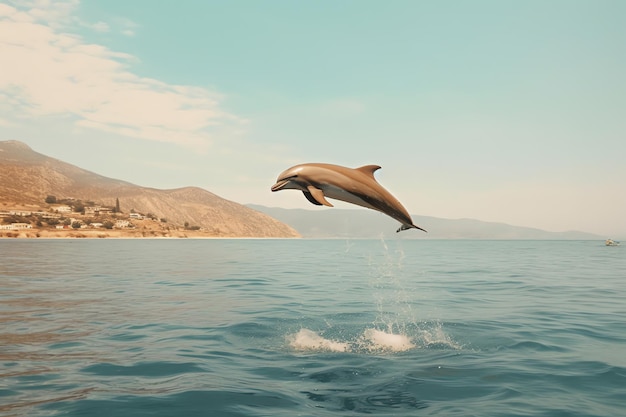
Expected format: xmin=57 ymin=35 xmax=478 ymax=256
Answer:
xmin=0 ymin=1 xmax=239 ymax=148
xmin=87 ymin=21 xmax=109 ymax=33
xmin=114 ymin=17 xmax=138 ymax=37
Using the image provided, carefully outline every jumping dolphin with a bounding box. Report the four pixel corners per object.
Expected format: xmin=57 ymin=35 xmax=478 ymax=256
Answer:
xmin=271 ymin=163 xmax=426 ymax=233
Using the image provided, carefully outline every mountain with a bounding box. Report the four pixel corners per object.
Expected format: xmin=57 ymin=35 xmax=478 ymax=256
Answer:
xmin=0 ymin=141 xmax=299 ymax=238
xmin=247 ymin=205 xmax=603 ymax=240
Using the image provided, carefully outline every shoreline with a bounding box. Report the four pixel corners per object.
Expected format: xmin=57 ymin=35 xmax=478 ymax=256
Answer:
xmin=0 ymin=229 xmax=301 ymax=239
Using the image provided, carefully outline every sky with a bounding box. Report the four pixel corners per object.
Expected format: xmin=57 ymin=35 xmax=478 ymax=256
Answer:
xmin=1 ymin=0 xmax=625 ymax=237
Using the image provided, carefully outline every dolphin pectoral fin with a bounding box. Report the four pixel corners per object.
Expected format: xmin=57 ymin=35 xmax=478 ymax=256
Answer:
xmin=302 ymin=190 xmax=323 ymax=206
xmin=307 ymin=185 xmax=333 ymax=207
xmin=355 ymin=165 xmax=382 ymax=178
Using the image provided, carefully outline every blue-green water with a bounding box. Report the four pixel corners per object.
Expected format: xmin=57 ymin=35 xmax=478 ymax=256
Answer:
xmin=1 ymin=239 xmax=625 ymax=416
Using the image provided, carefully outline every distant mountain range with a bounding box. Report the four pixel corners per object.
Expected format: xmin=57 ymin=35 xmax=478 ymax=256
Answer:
xmin=248 ymin=205 xmax=603 ymax=240
xmin=0 ymin=140 xmax=299 ymax=238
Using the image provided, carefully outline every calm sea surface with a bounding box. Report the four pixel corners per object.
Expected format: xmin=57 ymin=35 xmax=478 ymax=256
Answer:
xmin=1 ymin=239 xmax=624 ymax=416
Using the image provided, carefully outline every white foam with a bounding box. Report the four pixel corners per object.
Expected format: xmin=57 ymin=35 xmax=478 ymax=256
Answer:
xmin=287 ymin=326 xmax=457 ymax=354
xmin=360 ymin=328 xmax=415 ymax=352
xmin=287 ymin=329 xmax=349 ymax=352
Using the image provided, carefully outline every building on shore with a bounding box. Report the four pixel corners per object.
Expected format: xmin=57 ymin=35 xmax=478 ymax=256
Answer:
xmin=0 ymin=223 xmax=33 ymax=230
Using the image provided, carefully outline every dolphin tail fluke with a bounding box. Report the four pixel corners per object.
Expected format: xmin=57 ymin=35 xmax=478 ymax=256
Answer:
xmin=396 ymin=223 xmax=427 ymax=233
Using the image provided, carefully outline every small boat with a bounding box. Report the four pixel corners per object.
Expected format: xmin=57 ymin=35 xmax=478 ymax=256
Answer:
xmin=605 ymin=239 xmax=621 ymax=246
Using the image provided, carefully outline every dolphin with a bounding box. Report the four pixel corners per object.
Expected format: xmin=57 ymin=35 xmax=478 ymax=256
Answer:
xmin=271 ymin=163 xmax=426 ymax=233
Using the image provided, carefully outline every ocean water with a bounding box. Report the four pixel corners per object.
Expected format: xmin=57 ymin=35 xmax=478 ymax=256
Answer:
xmin=1 ymin=239 xmax=624 ymax=417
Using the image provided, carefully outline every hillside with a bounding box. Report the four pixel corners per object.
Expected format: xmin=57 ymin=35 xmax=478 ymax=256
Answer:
xmin=0 ymin=141 xmax=299 ymax=238
xmin=247 ymin=205 xmax=603 ymax=240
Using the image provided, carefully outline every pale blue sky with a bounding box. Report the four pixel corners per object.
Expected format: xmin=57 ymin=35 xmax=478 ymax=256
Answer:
xmin=1 ymin=0 xmax=625 ymax=236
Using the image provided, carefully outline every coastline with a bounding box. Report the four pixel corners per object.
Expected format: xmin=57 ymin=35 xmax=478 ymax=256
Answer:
xmin=0 ymin=228 xmax=301 ymax=239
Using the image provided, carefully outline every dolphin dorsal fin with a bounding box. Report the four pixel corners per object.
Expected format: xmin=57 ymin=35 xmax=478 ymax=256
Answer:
xmin=355 ymin=165 xmax=381 ymax=178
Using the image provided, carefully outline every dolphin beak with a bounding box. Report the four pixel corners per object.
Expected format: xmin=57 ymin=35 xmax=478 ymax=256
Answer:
xmin=271 ymin=179 xmax=289 ymax=192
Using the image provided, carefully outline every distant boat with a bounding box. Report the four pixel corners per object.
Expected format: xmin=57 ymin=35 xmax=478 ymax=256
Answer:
xmin=605 ymin=239 xmax=621 ymax=246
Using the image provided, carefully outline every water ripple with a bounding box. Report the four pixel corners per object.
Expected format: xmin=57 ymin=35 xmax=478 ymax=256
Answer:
xmin=1 ymin=239 xmax=625 ymax=416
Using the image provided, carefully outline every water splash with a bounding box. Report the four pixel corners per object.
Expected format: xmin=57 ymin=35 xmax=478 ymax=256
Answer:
xmin=369 ymin=238 xmax=418 ymax=335
xmin=287 ymin=329 xmax=349 ymax=352
xmin=366 ymin=238 xmax=460 ymax=351
xmin=288 ymin=238 xmax=460 ymax=354
xmin=287 ymin=328 xmax=413 ymax=353
xmin=358 ymin=328 xmax=415 ymax=352
xmin=287 ymin=326 xmax=458 ymax=354
xmin=414 ymin=322 xmax=462 ymax=349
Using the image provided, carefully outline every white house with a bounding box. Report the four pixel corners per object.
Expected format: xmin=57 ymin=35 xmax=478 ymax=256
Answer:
xmin=10 ymin=210 xmax=32 ymax=216
xmin=115 ymin=220 xmax=130 ymax=228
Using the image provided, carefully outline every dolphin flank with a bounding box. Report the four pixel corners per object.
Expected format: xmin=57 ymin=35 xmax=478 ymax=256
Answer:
xmin=271 ymin=163 xmax=426 ymax=233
